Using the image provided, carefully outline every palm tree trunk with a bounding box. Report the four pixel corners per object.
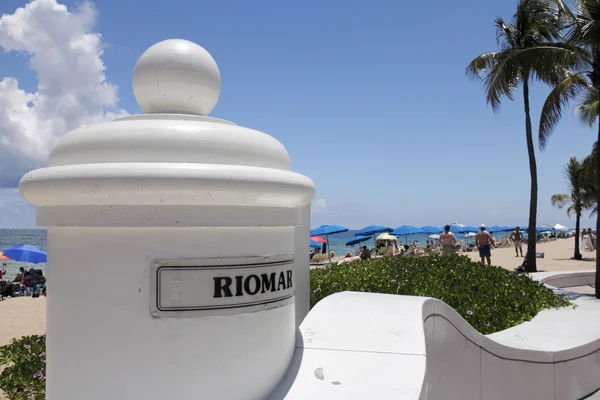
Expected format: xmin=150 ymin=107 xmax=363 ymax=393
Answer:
xmin=523 ymin=80 xmax=538 ymax=273
xmin=575 ymin=211 xmax=581 ymax=260
xmin=595 ymin=117 xmax=600 ymax=299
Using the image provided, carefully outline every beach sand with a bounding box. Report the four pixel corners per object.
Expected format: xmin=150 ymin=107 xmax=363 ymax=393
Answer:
xmin=464 ymin=237 xmax=596 ymax=272
xmin=0 ymin=297 xmax=46 ymax=347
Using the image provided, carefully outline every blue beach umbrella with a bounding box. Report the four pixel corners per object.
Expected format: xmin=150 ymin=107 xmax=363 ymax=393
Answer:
xmin=2 ymin=245 xmax=47 ymax=264
xmin=310 ymin=225 xmax=348 ymax=237
xmin=309 ymin=239 xmax=322 ymax=248
xmin=355 ymin=225 xmax=391 ymax=248
xmin=392 ymin=226 xmax=422 ymax=235
xmin=310 ymin=225 xmax=349 ymax=258
xmin=461 ymin=226 xmax=480 ymax=233
xmin=448 ymin=225 xmax=465 ymax=234
xmin=346 ymin=235 xmax=372 ymax=246
xmin=420 ymin=226 xmax=443 ymax=234
xmin=391 ymin=226 xmax=423 ymax=245
xmin=355 ymin=225 xmax=392 ymax=236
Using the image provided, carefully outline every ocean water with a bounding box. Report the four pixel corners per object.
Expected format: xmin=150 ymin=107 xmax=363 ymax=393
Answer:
xmin=0 ymin=229 xmax=47 ymax=280
xmin=321 ymin=230 xmax=513 ymax=256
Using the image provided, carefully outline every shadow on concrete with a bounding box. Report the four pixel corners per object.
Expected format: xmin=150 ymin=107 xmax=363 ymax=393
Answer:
xmin=267 ymin=329 xmax=304 ymax=399
xmin=554 ymin=257 xmax=596 ymax=262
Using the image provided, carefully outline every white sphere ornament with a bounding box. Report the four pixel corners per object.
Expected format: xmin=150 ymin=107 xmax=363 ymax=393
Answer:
xmin=132 ymin=39 xmax=221 ymax=115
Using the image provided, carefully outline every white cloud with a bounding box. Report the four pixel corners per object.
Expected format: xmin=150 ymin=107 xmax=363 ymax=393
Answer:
xmin=0 ymin=0 xmax=127 ymax=187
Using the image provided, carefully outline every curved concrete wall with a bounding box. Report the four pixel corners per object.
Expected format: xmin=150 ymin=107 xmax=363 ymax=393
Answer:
xmin=536 ymin=270 xmax=595 ymax=290
xmin=420 ymin=297 xmax=600 ymax=400
xmin=274 ymin=274 xmax=600 ymax=399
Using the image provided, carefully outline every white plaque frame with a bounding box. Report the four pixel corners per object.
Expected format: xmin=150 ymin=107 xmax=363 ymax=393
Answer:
xmin=150 ymin=254 xmax=295 ymax=318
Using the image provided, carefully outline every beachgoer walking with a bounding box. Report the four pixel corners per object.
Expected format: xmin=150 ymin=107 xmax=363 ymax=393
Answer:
xmin=509 ymin=226 xmax=524 ymax=257
xmin=439 ymin=225 xmax=456 ymax=254
xmin=0 ymin=263 xmax=6 ymax=281
xmin=475 ymin=224 xmax=496 ymax=265
xmin=588 ymin=228 xmax=596 ymax=250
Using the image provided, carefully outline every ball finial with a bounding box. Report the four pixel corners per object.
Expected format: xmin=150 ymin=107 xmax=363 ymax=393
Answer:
xmin=133 ymin=39 xmax=221 ymax=115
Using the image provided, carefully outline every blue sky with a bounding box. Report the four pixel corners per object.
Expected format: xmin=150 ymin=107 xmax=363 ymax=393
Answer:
xmin=0 ymin=0 xmax=597 ymax=229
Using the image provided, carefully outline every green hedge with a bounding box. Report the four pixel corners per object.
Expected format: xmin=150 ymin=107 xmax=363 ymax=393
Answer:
xmin=0 ymin=335 xmax=45 ymax=400
xmin=310 ymin=254 xmax=570 ymax=334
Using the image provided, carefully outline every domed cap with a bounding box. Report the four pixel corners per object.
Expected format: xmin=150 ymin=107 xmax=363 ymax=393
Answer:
xmin=19 ymin=38 xmax=315 ymax=222
xmin=132 ymin=39 xmax=221 ymax=115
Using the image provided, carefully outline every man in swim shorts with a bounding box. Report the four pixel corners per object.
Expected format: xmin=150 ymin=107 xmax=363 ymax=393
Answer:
xmin=439 ymin=225 xmax=456 ymax=254
xmin=509 ymin=226 xmax=524 ymax=257
xmin=475 ymin=224 xmax=496 ymax=265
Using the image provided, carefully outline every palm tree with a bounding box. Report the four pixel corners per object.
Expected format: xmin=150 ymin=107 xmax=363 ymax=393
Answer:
xmin=551 ymin=156 xmax=595 ymax=259
xmin=467 ymin=0 xmax=574 ymax=272
xmin=583 ymin=141 xmax=598 ymax=213
xmin=537 ymin=0 xmax=600 ymax=296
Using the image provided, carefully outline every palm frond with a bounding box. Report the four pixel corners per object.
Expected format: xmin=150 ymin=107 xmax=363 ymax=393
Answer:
xmin=482 ymin=50 xmax=520 ymax=112
xmin=514 ymin=0 xmax=562 ymax=44
xmin=574 ymin=86 xmax=600 ymax=125
xmin=539 ymin=71 xmax=591 ymax=149
xmin=525 ymin=45 xmax=586 ymax=83
xmin=472 ymin=45 xmax=582 ymax=112
xmin=553 ymin=155 xmax=596 ymax=217
xmin=575 ymin=0 xmax=600 ymax=48
xmin=466 ymin=52 xmax=499 ymax=81
xmin=495 ymin=18 xmax=518 ymax=49
xmin=551 ymin=192 xmax=572 ymax=209
xmin=555 ymin=0 xmax=577 ymax=26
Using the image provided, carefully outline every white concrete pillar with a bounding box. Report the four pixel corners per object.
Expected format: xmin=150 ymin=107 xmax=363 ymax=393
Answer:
xmin=294 ymin=204 xmax=311 ymax=328
xmin=20 ymin=39 xmax=315 ymax=400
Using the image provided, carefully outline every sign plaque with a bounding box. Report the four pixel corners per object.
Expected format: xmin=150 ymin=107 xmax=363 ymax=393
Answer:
xmin=150 ymin=255 xmax=295 ymax=318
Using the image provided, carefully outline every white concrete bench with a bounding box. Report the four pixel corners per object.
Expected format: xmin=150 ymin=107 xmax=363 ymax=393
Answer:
xmin=272 ymin=272 xmax=600 ymax=399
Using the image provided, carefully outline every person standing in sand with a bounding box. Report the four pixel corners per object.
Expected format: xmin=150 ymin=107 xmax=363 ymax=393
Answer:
xmin=439 ymin=225 xmax=456 ymax=254
xmin=475 ymin=224 xmax=496 ymax=265
xmin=509 ymin=226 xmax=524 ymax=257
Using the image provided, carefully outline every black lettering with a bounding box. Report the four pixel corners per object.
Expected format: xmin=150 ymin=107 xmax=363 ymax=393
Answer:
xmin=287 ymin=270 xmax=293 ymax=289
xmin=278 ymin=271 xmax=287 ymax=290
xmin=235 ymin=276 xmax=244 ymax=297
xmin=261 ymin=273 xmax=276 ymax=293
xmin=213 ymin=277 xmax=233 ymax=298
xmin=244 ymin=275 xmax=260 ymax=295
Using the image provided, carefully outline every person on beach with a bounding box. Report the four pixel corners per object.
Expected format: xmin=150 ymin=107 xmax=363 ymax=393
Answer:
xmin=509 ymin=226 xmax=524 ymax=257
xmin=359 ymin=246 xmax=371 ymax=260
xmin=475 ymin=224 xmax=496 ymax=265
xmin=19 ymin=267 xmax=27 ymax=296
xmin=0 ymin=263 xmax=6 ymax=281
xmin=13 ymin=267 xmax=25 ymax=283
xmin=439 ymin=225 xmax=456 ymax=254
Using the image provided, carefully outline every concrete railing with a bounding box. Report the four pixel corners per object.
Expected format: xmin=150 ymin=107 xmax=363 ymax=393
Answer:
xmin=533 ymin=270 xmax=596 ymax=290
xmin=273 ymin=274 xmax=600 ymax=399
